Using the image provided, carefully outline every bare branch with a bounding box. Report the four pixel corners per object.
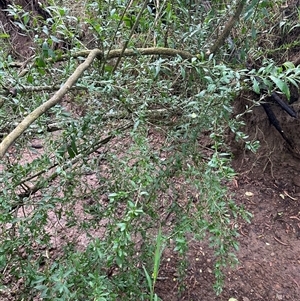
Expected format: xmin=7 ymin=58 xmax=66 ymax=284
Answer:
xmin=209 ymin=0 xmax=247 ymax=55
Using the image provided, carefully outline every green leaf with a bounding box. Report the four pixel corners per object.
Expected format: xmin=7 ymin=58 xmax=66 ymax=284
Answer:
xmin=26 ymin=74 xmax=33 ymax=84
xmin=243 ymin=0 xmax=260 ymax=21
xmin=117 ymin=223 xmax=126 ymax=231
xmin=252 ymin=77 xmax=260 ymax=94
xmin=262 ymin=78 xmax=273 ymax=91
xmin=180 ymin=66 xmax=186 ymax=79
xmin=153 ymin=227 xmax=163 ymax=281
xmin=67 ymin=140 xmax=77 ymax=159
xmin=286 ymin=77 xmax=299 ymax=88
xmin=269 ymin=75 xmax=290 ymax=99
xmin=48 ymin=48 xmax=56 ymax=59
xmin=42 ymin=41 xmax=49 ymax=58
xmin=0 ymin=33 xmax=10 ymax=38
xmin=283 ymin=61 xmax=295 ymax=69
xmin=56 ymin=146 xmax=66 ymax=158
xmin=15 ymin=22 xmax=26 ymax=31
xmin=50 ymin=35 xmax=61 ymax=43
xmin=143 ymin=266 xmax=153 ymax=299
xmin=104 ymin=64 xmax=114 ymax=73
xmin=35 ymin=57 xmax=46 ymax=68
xmin=123 ymin=15 xmax=134 ymax=28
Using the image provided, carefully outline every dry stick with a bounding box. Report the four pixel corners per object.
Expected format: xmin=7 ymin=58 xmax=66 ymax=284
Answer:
xmin=55 ymin=47 xmax=193 ymax=61
xmin=0 ymin=85 xmax=88 ymax=97
xmin=5 ymin=48 xmax=193 ymax=76
xmin=209 ymin=0 xmax=247 ymax=55
xmin=108 ymin=47 xmax=193 ymax=59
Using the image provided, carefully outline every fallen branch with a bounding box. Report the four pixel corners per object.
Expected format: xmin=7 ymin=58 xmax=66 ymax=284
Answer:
xmin=54 ymin=47 xmax=193 ymax=61
xmin=0 ymin=47 xmax=194 ymax=158
xmin=4 ymin=47 xmax=194 ymax=78
xmin=0 ymin=48 xmax=103 ymax=158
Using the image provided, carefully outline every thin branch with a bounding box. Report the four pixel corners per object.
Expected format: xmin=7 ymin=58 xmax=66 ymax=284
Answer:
xmin=22 ymin=85 xmax=88 ymax=93
xmin=107 ymin=47 xmax=194 ymax=60
xmin=4 ymin=47 xmax=193 ymax=80
xmin=209 ymin=0 xmax=247 ymax=55
xmin=112 ymin=0 xmax=149 ymax=73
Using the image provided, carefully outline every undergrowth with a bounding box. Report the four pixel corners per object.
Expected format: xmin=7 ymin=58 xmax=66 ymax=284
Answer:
xmin=0 ymin=0 xmax=299 ymax=300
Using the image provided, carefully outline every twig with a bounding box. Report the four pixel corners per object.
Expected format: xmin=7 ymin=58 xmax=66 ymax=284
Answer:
xmin=273 ymin=235 xmax=289 ymax=246
xmin=289 ymin=216 xmax=300 ymax=222
xmin=112 ymin=0 xmax=149 ymax=73
xmin=283 ymin=191 xmax=297 ymax=201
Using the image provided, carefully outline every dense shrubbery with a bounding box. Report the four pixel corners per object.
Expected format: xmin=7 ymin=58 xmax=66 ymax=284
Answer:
xmin=0 ymin=0 xmax=299 ymax=299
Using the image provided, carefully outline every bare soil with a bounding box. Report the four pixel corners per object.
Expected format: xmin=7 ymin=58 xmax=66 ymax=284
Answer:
xmin=155 ymin=98 xmax=300 ymax=301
